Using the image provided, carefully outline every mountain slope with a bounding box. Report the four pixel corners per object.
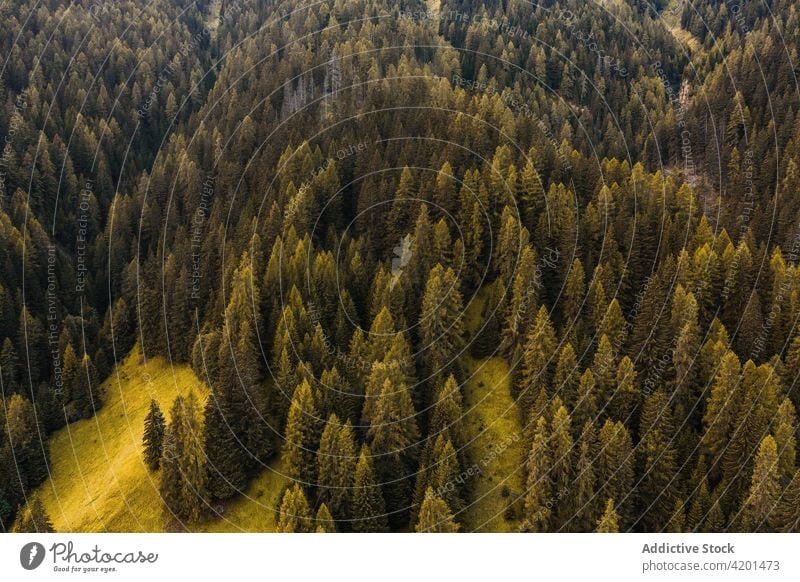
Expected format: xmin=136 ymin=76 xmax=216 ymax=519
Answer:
xmin=35 ymin=345 xmax=287 ymax=532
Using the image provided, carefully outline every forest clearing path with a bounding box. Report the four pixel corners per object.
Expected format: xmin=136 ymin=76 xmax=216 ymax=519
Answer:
xmin=459 ymin=287 xmax=527 ymax=532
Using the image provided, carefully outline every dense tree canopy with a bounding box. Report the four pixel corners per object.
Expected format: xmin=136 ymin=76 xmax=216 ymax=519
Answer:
xmin=2 ymin=0 xmax=800 ymax=533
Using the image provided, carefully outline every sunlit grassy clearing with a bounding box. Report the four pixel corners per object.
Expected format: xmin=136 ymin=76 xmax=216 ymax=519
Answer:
xmin=459 ymin=289 xmax=527 ymax=532
xmin=36 ymin=345 xmax=286 ymax=532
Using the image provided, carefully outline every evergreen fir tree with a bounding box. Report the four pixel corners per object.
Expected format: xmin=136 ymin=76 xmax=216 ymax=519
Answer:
xmin=142 ymin=399 xmax=166 ymax=471
xmin=610 ymin=356 xmax=639 ymax=424
xmin=159 ymin=392 xmax=207 ymax=524
xmin=773 ymin=398 xmax=797 ymax=481
xmin=283 ymin=380 xmax=322 ymax=486
xmin=562 ymin=258 xmax=586 ymax=346
xmin=574 ymin=369 xmax=599 ymax=429
xmin=667 ymin=499 xmax=686 ymax=533
xmin=549 ymin=404 xmax=574 ymax=525
xmin=367 ymin=376 xmax=420 ymax=525
xmin=203 ymin=396 xmax=247 ymax=500
xmin=315 ymin=503 xmax=336 ymax=533
xmin=597 ymin=419 xmax=634 ymax=528
xmin=13 ymin=497 xmax=55 ymax=533
xmin=686 ymin=456 xmax=711 ymax=531
xmin=774 ymin=470 xmax=800 ymax=532
xmin=571 ymin=422 xmax=598 ymax=531
xmin=637 ymin=391 xmax=677 ymax=531
xmin=419 ymin=264 xmax=465 ymax=377
xmin=518 ymin=306 xmax=556 ymax=413
xmin=351 ymin=445 xmax=388 ymax=532
xmin=596 ymin=499 xmax=620 ymax=532
xmin=523 ymin=417 xmax=552 ymax=531
xmin=553 ymin=343 xmax=579 ymax=410
xmin=277 ymin=484 xmax=313 ymax=533
xmin=500 ymin=246 xmax=538 ymax=363
xmin=415 ymin=487 xmax=459 ymax=532
xmin=740 ymin=435 xmax=780 ymax=532
xmin=592 ymin=335 xmax=616 ymax=408
xmin=702 ymin=351 xmax=742 ymax=463
xmin=316 ymin=414 xmax=356 ymax=519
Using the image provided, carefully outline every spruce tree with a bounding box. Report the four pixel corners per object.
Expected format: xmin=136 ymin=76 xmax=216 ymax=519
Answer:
xmin=500 ymin=246 xmax=538 ymax=363
xmin=774 ymin=470 xmax=800 ymax=532
xmin=351 ymin=445 xmax=388 ymax=532
xmin=562 ymin=258 xmax=586 ymax=346
xmin=434 ymin=162 xmax=457 ymax=220
xmin=673 ymin=320 xmax=701 ymax=419
xmin=203 ymin=396 xmax=247 ymax=500
xmin=387 ymin=167 xmax=416 ymax=245
xmin=60 ymin=343 xmax=78 ymax=418
xmin=668 ymin=499 xmax=686 ymax=532
xmin=316 ymin=414 xmax=356 ymax=519
xmin=315 ymin=503 xmax=336 ymax=533
xmin=549 ymin=405 xmax=573 ymax=525
xmin=159 ymin=392 xmax=207 ymax=524
xmin=4 ymin=393 xmax=49 ymax=486
xmin=574 ymin=369 xmax=598 ymax=429
xmin=494 ymin=208 xmax=527 ymax=285
xmin=523 ymin=417 xmax=552 ymax=531
xmin=277 ymin=484 xmax=313 ymax=533
xmin=703 ymin=499 xmax=726 ymax=532
xmin=518 ymin=306 xmax=556 ymax=413
xmin=217 ymin=253 xmax=273 ymax=469
xmin=414 ymin=435 xmax=462 ymax=518
xmin=686 ymin=457 xmax=711 ymax=531
xmin=637 ymin=391 xmax=677 ymax=531
xmin=142 ymin=399 xmax=166 ymax=471
xmin=569 ymin=422 xmax=598 ymax=532
xmin=71 ymin=353 xmax=99 ymax=419
xmin=591 ymin=335 xmax=616 ymax=408
xmin=599 ymin=299 xmax=627 ymax=352
xmin=419 ymin=264 xmax=465 ymax=377
xmin=13 ymin=498 xmax=55 ymax=533
xmin=596 ymin=499 xmax=620 ymax=532
xmin=773 ymin=398 xmax=797 ymax=481
xmin=702 ymin=351 xmax=741 ymax=462
xmin=553 ymin=343 xmax=579 ymax=409
xmin=179 ymin=391 xmax=207 ymax=523
xmin=610 ymin=356 xmax=639 ymax=423
xmin=428 ymin=374 xmax=465 ymax=449
xmin=283 ymin=380 xmax=322 ymax=486
xmin=0 ymin=337 xmax=19 ymax=392
xmin=415 ymin=487 xmax=459 ymax=532
xmin=159 ymin=399 xmax=184 ymax=523
xmin=740 ymin=435 xmax=780 ymax=532
xmin=722 ymin=362 xmax=780 ymax=504
xmin=367 ymin=376 xmax=420 ymax=525
xmin=597 ymin=419 xmax=634 ymax=528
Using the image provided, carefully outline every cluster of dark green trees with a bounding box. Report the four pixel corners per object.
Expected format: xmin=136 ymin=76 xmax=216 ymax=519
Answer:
xmin=4 ymin=0 xmax=800 ymax=532
xmin=0 ymin=0 xmax=221 ymax=529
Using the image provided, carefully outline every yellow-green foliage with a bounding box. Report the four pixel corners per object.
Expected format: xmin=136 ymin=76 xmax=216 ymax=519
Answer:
xmin=460 ymin=291 xmax=526 ymax=532
xmin=35 ymin=345 xmax=286 ymax=532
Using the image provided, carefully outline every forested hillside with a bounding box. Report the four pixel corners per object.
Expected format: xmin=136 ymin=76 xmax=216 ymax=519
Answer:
xmin=2 ymin=0 xmax=800 ymax=533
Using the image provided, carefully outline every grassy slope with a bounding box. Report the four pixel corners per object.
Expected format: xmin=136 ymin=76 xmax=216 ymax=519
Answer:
xmin=36 ymin=345 xmax=287 ymax=532
xmin=459 ymin=288 xmax=527 ymax=532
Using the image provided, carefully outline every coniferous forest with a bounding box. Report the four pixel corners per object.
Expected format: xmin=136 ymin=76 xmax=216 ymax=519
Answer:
xmin=1 ymin=0 xmax=800 ymax=534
